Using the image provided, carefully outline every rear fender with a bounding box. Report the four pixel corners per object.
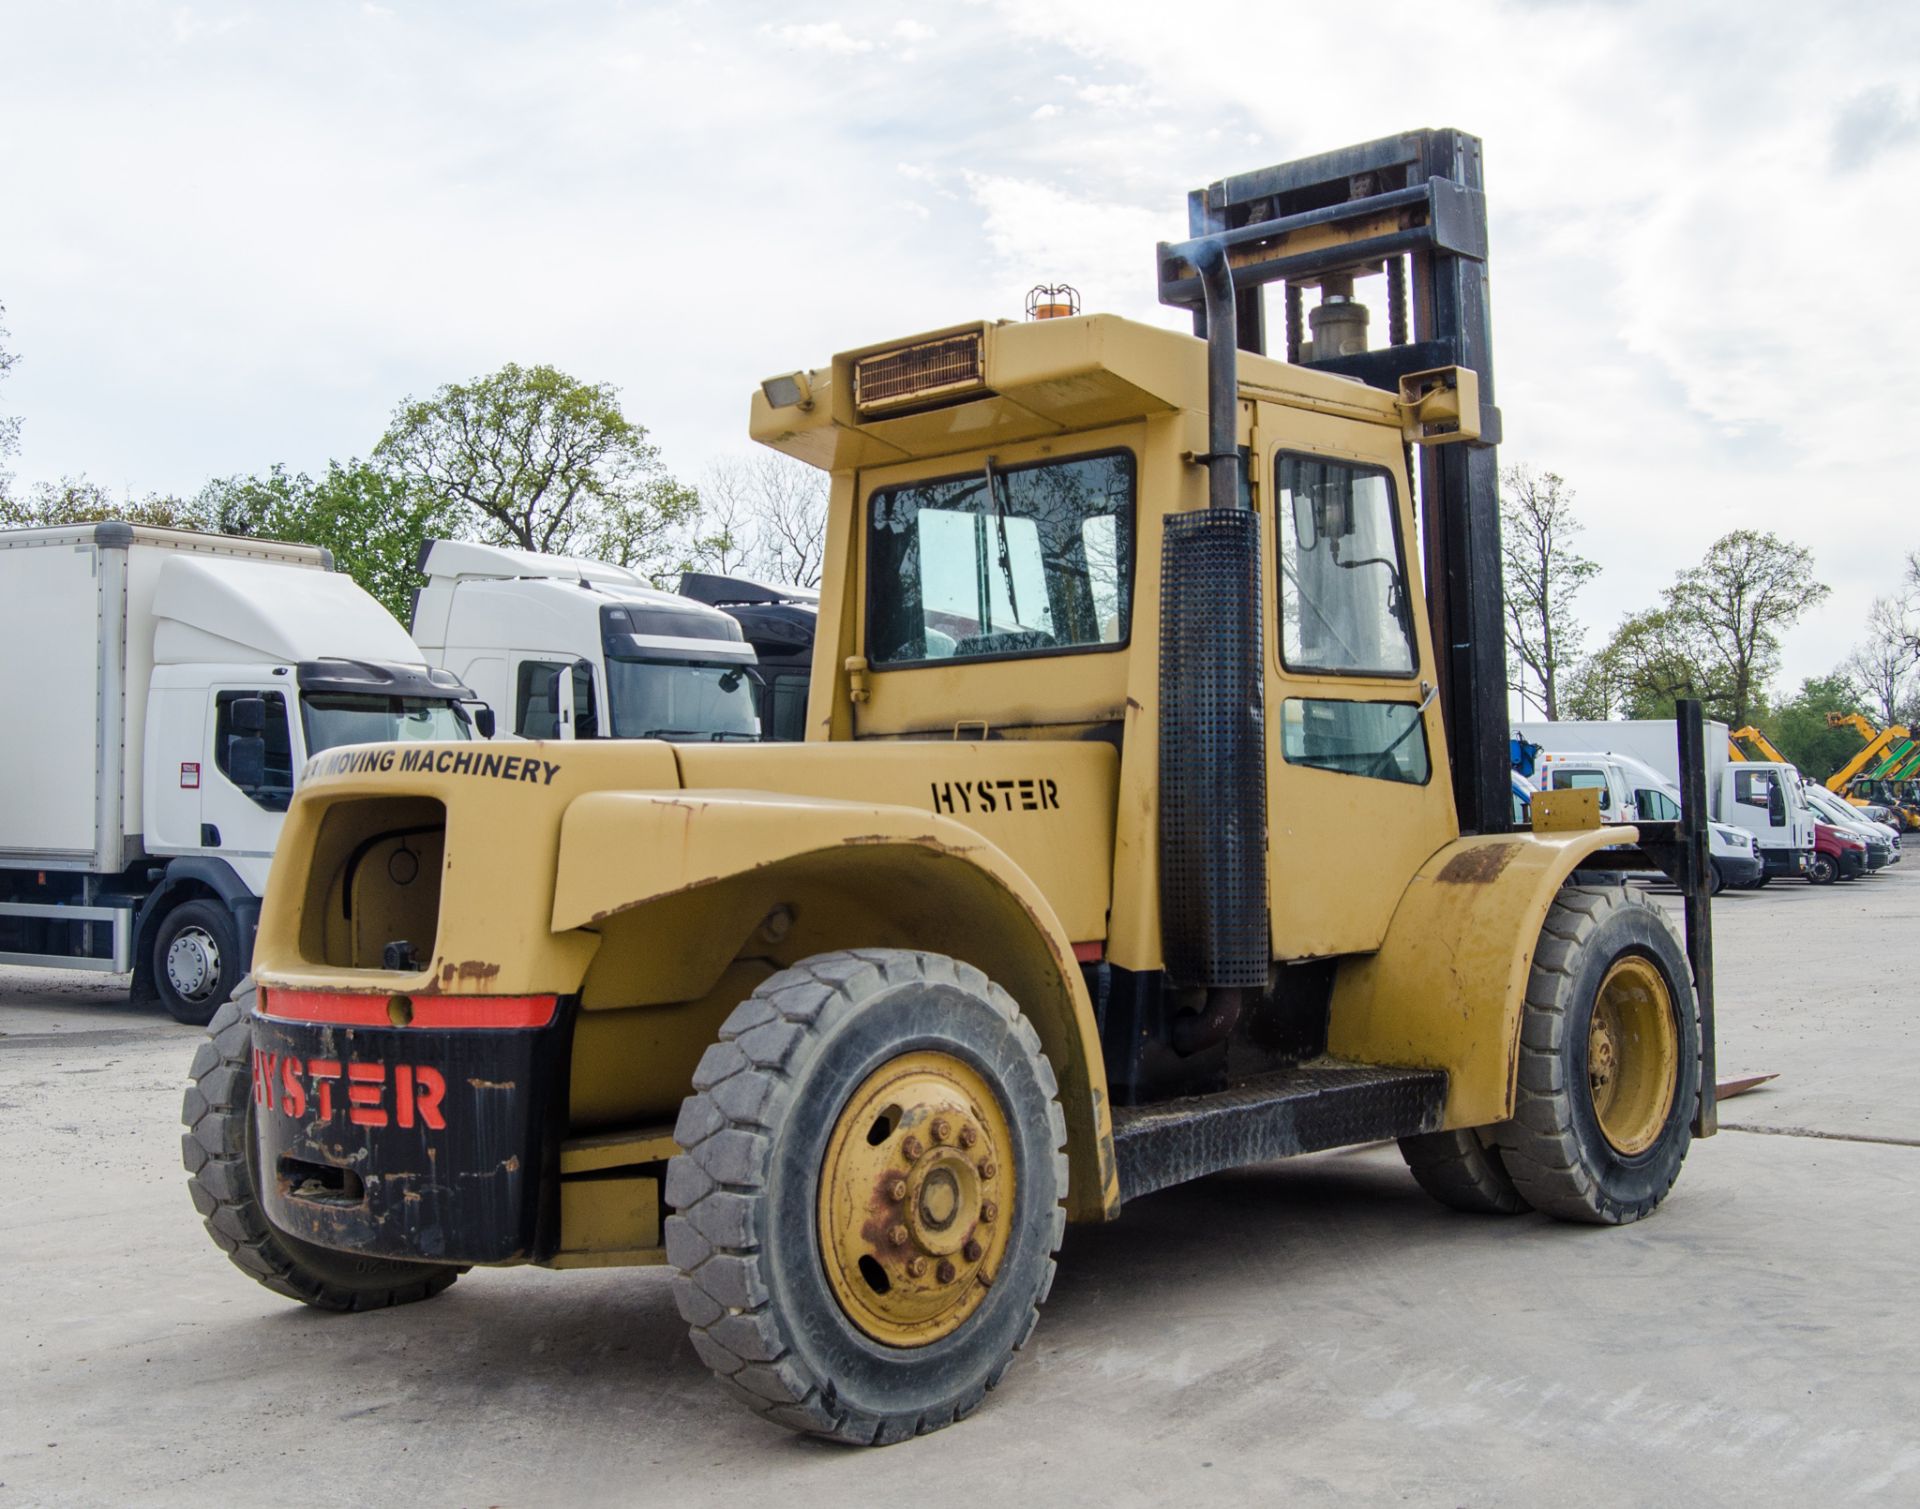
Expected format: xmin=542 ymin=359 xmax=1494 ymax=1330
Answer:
xmin=1327 ymin=828 xmax=1636 ymax=1129
xmin=551 ymin=790 xmax=1119 ymax=1220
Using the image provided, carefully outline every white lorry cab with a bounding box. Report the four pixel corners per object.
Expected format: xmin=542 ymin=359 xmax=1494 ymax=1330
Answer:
xmin=0 ymin=523 xmax=478 ymax=1021
xmin=1531 ymin=750 xmax=1765 ymax=893
xmin=411 ymin=540 xmax=761 ymax=744
xmin=1516 ymin=718 xmax=1813 ymax=882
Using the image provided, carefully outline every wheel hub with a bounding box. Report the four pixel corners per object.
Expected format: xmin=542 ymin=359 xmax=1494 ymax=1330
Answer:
xmin=1588 ymin=956 xmax=1678 ymax=1156
xmin=166 ymin=927 xmax=221 ymax=1003
xmin=818 ymin=1050 xmax=1015 ymax=1348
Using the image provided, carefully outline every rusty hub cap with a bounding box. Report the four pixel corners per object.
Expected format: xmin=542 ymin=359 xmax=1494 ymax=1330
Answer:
xmin=817 ymin=1050 xmax=1016 ymax=1348
xmin=1588 ymin=956 xmax=1679 ymax=1156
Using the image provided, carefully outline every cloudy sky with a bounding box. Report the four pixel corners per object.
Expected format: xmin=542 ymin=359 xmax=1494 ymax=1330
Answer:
xmin=4 ymin=0 xmax=1915 ymax=690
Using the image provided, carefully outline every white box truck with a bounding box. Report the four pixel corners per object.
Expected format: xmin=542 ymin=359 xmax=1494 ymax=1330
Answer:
xmin=1514 ymin=717 xmax=1814 ymax=880
xmin=411 ymin=539 xmax=762 ymax=743
xmin=0 ymin=523 xmax=479 ymax=1021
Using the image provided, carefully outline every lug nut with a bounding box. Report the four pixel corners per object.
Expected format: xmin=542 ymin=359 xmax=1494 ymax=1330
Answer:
xmin=907 ymin=1255 xmax=928 ymax=1278
xmin=936 ymin=1259 xmax=957 ymax=1284
xmin=902 ymin=1135 xmax=923 ymax=1160
xmin=932 ymin=1117 xmax=951 ymax=1143
xmin=963 ymin=1238 xmax=983 ymax=1262
xmin=980 ymin=1200 xmax=997 ymax=1223
xmin=978 ymin=1160 xmax=997 ymax=1180
xmin=888 ymin=1224 xmax=910 ymax=1248
xmin=958 ymin=1125 xmax=978 ymax=1148
xmin=887 ymin=1178 xmax=907 ymax=1202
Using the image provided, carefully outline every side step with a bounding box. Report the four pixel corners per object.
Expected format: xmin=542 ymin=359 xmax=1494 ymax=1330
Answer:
xmin=1110 ymin=1061 xmax=1447 ymax=1204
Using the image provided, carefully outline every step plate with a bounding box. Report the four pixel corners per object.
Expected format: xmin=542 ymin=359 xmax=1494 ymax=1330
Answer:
xmin=1111 ymin=1062 xmax=1447 ymax=1203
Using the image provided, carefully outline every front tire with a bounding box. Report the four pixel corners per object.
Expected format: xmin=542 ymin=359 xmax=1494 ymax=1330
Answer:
xmin=181 ymin=982 xmax=465 ymax=1309
xmin=155 ymin=899 xmax=244 ymax=1026
xmin=1492 ymin=887 xmax=1699 ymax=1225
xmin=1807 ymin=853 xmax=1838 ymax=885
xmin=665 ymin=950 xmax=1068 ymax=1445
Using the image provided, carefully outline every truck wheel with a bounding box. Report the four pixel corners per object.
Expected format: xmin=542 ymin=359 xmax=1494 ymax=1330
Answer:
xmin=154 ymin=899 xmax=244 ymax=1026
xmin=1398 ymin=1127 xmax=1530 ymax=1214
xmin=1492 ymin=887 xmax=1698 ymax=1225
xmin=181 ymin=982 xmax=465 ymax=1310
xmin=1807 ymin=853 xmax=1837 ymax=885
xmin=666 ymin=949 xmax=1068 ymax=1446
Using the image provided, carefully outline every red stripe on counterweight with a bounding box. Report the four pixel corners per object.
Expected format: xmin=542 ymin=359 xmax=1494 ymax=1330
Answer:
xmin=258 ymin=988 xmax=557 ymax=1029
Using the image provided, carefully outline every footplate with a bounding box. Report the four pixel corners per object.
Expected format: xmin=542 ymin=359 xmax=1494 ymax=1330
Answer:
xmin=1111 ymin=1061 xmax=1446 ymax=1203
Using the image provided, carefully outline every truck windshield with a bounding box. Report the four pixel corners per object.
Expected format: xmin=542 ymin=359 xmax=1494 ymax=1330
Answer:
xmin=301 ymin=695 xmax=473 ymax=754
xmin=606 ymin=658 xmax=761 ymax=740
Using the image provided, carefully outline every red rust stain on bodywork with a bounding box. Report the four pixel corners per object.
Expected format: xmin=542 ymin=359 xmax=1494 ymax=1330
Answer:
xmin=1436 ymin=845 xmax=1517 ymax=885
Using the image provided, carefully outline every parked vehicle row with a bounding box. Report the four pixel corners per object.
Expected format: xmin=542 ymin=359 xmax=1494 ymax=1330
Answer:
xmin=0 ymin=523 xmax=819 ymax=1021
xmin=1513 ymin=716 xmax=1901 ymax=894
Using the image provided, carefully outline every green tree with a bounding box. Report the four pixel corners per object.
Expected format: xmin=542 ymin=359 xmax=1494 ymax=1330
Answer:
xmin=1563 ymin=607 xmax=1726 ymax=720
xmin=1664 ymin=529 xmax=1829 ymax=728
xmin=1500 ymin=465 xmax=1598 ymax=719
xmin=196 ymin=461 xmax=461 ymax=621
xmin=0 ymin=474 xmax=202 ymax=530
xmin=1763 ymin=674 xmax=1868 ymax=780
xmin=374 ymin=363 xmax=698 ymax=574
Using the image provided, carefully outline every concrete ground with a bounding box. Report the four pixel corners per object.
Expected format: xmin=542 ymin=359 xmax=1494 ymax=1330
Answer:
xmin=2 ymin=873 xmax=1915 ymax=1506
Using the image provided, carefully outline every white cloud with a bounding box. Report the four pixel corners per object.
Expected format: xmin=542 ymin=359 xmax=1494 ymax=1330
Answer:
xmin=1031 ymin=103 xmax=1060 ymax=120
xmin=764 ymin=20 xmax=871 ymax=55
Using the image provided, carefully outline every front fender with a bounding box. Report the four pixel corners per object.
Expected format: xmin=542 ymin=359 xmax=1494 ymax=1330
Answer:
xmin=551 ymin=789 xmax=1120 ymax=1219
xmin=1327 ymin=827 xmax=1635 ymax=1129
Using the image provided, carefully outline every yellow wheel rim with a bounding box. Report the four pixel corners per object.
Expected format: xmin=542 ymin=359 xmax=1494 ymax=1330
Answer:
xmin=1588 ymin=956 xmax=1679 ymax=1156
xmin=817 ymin=1051 xmax=1016 ymax=1348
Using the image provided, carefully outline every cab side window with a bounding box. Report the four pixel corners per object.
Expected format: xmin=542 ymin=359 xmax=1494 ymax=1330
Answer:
xmin=516 ymin=662 xmax=564 ymax=739
xmin=1636 ymin=788 xmax=1681 ymax=821
xmin=213 ymin=690 xmax=294 ymax=811
xmin=1275 ymin=454 xmax=1416 ymax=677
xmin=516 ymin=661 xmax=599 ymax=739
xmin=1551 ymin=769 xmax=1611 ymax=810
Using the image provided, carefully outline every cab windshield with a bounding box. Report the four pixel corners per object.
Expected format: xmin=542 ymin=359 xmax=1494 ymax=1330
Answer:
xmin=301 ymin=694 xmax=473 ymax=755
xmin=606 ymin=658 xmax=761 ymax=741
xmin=867 ymin=450 xmax=1134 ymax=665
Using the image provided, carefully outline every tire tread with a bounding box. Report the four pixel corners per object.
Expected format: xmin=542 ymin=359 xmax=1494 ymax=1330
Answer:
xmin=666 ymin=948 xmax=1066 ymax=1445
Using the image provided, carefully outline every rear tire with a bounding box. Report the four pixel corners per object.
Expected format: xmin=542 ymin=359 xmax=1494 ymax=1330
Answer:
xmin=181 ymin=981 xmax=465 ymax=1310
xmin=155 ymin=899 xmax=244 ymax=1026
xmin=1398 ymin=1127 xmax=1530 ymax=1214
xmin=666 ymin=949 xmax=1067 ymax=1445
xmin=1492 ymin=886 xmax=1699 ymax=1225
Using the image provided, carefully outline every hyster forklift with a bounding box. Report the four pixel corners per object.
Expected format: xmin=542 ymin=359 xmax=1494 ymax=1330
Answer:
xmin=184 ymin=129 xmax=1719 ymax=1445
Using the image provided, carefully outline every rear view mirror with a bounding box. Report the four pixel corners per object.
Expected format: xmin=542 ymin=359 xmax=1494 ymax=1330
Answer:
xmin=231 ymin=696 xmax=266 ymax=736
xmin=228 ymin=734 xmax=266 ymax=790
xmin=473 ymin=704 xmax=496 ymax=739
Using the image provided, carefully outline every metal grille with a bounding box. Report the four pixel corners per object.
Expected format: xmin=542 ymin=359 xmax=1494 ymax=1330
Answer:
xmin=1158 ymin=508 xmax=1268 ymax=989
xmin=854 ymin=332 xmax=984 ymax=412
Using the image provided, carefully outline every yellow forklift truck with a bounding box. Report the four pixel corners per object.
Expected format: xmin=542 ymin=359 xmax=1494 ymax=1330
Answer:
xmin=183 ymin=129 xmax=1718 ymax=1445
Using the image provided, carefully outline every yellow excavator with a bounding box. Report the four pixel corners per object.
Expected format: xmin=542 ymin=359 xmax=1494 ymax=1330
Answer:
xmin=1825 ymin=713 xmax=1920 ymax=829
xmin=1728 ymin=726 xmax=1790 ymax=764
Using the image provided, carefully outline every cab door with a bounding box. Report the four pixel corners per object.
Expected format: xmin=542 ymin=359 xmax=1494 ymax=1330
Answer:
xmin=1255 ymin=403 xmax=1459 ymax=960
xmin=201 ymin=684 xmax=298 ymax=881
